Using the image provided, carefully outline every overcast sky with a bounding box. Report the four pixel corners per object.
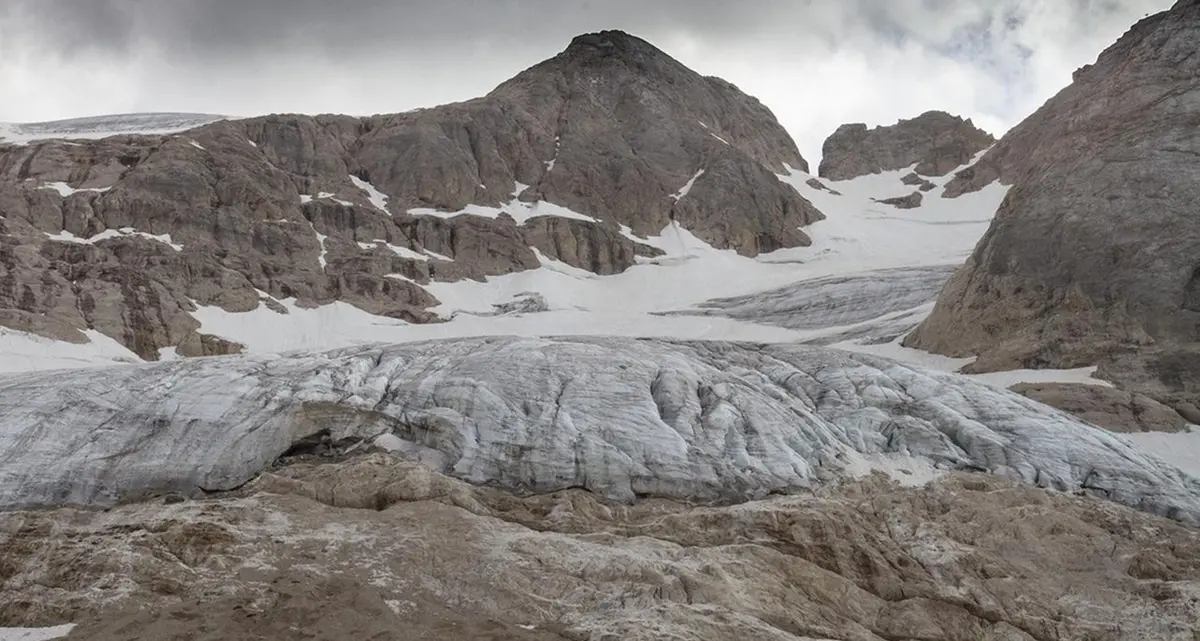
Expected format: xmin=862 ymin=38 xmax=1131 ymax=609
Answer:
xmin=0 ymin=0 xmax=1174 ymax=163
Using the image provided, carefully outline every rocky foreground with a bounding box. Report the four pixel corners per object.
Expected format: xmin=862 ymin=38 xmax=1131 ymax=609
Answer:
xmin=3 ymin=455 xmax=1199 ymax=641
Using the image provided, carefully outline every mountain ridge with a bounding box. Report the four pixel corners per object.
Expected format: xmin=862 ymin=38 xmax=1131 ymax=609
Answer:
xmin=0 ymin=30 xmax=822 ymax=360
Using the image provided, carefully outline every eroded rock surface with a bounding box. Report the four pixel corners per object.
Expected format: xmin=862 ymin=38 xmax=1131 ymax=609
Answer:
xmin=2 ymin=457 xmax=1198 ymax=641
xmin=818 ymin=111 xmax=994 ymax=181
xmin=1011 ymin=382 xmax=1192 ymax=433
xmin=907 ymin=1 xmax=1200 ymax=413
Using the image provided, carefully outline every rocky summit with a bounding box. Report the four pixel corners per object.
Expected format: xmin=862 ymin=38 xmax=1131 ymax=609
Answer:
xmin=907 ymin=0 xmax=1200 ymax=419
xmin=817 ymin=110 xmax=995 ymax=181
xmin=0 ymin=30 xmax=822 ymax=360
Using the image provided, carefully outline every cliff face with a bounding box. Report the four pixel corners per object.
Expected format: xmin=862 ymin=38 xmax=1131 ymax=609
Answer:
xmin=818 ymin=111 xmax=994 ymax=181
xmin=906 ymin=1 xmax=1200 ymax=417
xmin=0 ymin=30 xmax=823 ymax=359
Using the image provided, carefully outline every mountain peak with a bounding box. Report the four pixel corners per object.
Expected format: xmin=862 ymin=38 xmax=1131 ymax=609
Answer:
xmin=564 ymin=30 xmax=661 ymax=59
xmin=819 ymin=111 xmax=994 ymax=180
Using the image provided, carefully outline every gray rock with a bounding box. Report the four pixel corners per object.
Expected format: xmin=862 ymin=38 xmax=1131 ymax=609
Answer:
xmin=876 ymin=191 xmax=923 ymax=209
xmin=907 ymin=1 xmax=1200 ymax=411
xmin=818 ymin=111 xmax=995 ymax=181
xmin=901 ymin=171 xmax=937 ymax=191
xmin=1011 ymin=382 xmax=1191 ymax=433
xmin=805 ymin=177 xmax=842 ymax=195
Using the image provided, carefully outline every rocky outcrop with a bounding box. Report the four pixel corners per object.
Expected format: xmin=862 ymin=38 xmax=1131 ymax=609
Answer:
xmin=3 ymin=458 xmax=1198 ymax=640
xmin=818 ymin=111 xmax=994 ymax=181
xmin=876 ymin=191 xmax=923 ymax=209
xmin=901 ymin=171 xmax=937 ymax=191
xmin=1011 ymin=382 xmax=1191 ymax=433
xmin=0 ymin=30 xmax=821 ymax=359
xmin=907 ymin=1 xmax=1200 ymax=413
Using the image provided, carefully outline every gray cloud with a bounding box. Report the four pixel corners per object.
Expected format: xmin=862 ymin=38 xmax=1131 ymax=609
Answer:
xmin=0 ymin=0 xmax=1174 ymax=164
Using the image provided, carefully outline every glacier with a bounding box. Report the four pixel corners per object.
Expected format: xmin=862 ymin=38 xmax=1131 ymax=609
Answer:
xmin=1 ymin=336 xmax=1197 ymax=524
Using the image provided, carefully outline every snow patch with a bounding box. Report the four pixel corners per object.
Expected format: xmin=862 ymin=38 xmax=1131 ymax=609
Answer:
xmin=408 ymin=182 xmax=597 ymax=225
xmin=670 ymin=169 xmax=705 ymax=202
xmin=39 ymin=181 xmax=110 ymax=197
xmin=359 ymin=240 xmax=428 ymax=261
xmin=309 ymin=222 xmax=328 ymax=270
xmin=0 ymin=328 xmax=142 ymax=373
xmin=44 ymin=228 xmax=183 ymax=251
xmin=0 ymin=625 xmax=76 ymax=641
xmin=349 ymin=175 xmax=391 ymax=214
xmin=1125 ymin=428 xmax=1200 ymax=481
xmin=545 ymin=136 xmax=561 ymax=171
xmin=300 ymin=192 xmax=353 ymax=207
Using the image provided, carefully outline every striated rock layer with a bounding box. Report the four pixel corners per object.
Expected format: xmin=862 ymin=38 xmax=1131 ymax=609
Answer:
xmin=907 ymin=0 xmax=1200 ymax=417
xmin=1 ymin=337 xmax=1197 ymax=525
xmin=0 ymin=30 xmax=822 ymax=359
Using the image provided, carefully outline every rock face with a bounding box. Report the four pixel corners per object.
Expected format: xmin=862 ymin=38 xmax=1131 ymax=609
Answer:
xmin=2 ymin=459 xmax=1199 ymax=641
xmin=1011 ymin=383 xmax=1191 ymax=433
xmin=818 ymin=111 xmax=994 ymax=181
xmin=1 ymin=336 xmax=1198 ymax=525
xmin=876 ymin=191 xmax=923 ymax=209
xmin=901 ymin=171 xmax=937 ymax=191
xmin=907 ymin=1 xmax=1200 ymax=414
xmin=0 ymin=30 xmax=821 ymax=359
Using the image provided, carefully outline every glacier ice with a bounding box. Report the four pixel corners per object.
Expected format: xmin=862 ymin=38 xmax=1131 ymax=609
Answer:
xmin=0 ymin=336 xmax=1197 ymax=524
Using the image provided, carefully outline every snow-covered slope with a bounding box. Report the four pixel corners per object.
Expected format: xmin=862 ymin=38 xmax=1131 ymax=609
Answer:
xmin=2 ymin=336 xmax=1197 ymax=523
xmin=0 ymin=154 xmax=1009 ymax=374
xmin=0 ymin=113 xmax=225 ymax=144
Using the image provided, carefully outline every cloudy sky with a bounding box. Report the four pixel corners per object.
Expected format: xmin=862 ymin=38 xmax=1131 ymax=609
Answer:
xmin=0 ymin=0 xmax=1174 ymax=163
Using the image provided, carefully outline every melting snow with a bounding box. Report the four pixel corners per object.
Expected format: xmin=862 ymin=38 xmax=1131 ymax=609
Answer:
xmin=408 ymin=182 xmax=597 ymax=225
xmin=358 ymin=240 xmax=428 ymax=261
xmin=44 ymin=228 xmax=183 ymax=251
xmin=670 ymin=169 xmax=705 ymax=201
xmin=300 ymin=192 xmax=353 ymax=207
xmin=0 ymin=328 xmax=140 ymax=374
xmin=309 ymin=222 xmax=328 ymax=269
xmin=1126 ymin=428 xmax=1200 ymax=481
xmin=545 ymin=136 xmax=561 ymax=171
xmin=349 ymin=175 xmax=391 ymax=214
xmin=39 ymin=182 xmax=110 ymax=197
xmin=0 ymin=626 xmax=76 ymax=641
